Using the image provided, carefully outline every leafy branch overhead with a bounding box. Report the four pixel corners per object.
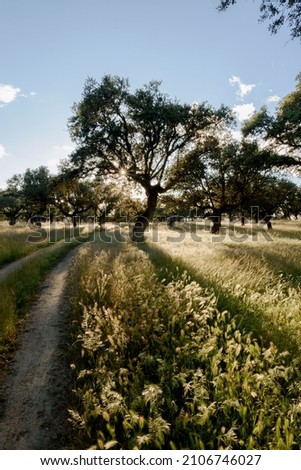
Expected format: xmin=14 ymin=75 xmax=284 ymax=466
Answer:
xmin=218 ymin=0 xmax=301 ymax=41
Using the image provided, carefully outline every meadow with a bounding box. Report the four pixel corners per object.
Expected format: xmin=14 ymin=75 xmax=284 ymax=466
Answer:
xmin=0 ymin=221 xmax=93 ymax=353
xmin=1 ymin=219 xmax=301 ymax=449
xmin=0 ymin=221 xmax=92 ymax=267
xmin=67 ymin=220 xmax=301 ymax=450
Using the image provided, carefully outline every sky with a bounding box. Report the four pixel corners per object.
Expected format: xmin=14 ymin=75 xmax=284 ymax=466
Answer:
xmin=0 ymin=0 xmax=300 ymax=189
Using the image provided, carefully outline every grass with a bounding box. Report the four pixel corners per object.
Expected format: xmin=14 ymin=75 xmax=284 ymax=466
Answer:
xmin=66 ymin=222 xmax=301 ymax=450
xmin=0 ymin=225 xmax=96 ymax=357
xmin=0 ymin=221 xmax=91 ymax=267
xmin=3 ymin=220 xmax=301 ymax=449
xmin=242 ymin=220 xmax=301 ymax=241
xmin=142 ymin=223 xmax=301 ymax=356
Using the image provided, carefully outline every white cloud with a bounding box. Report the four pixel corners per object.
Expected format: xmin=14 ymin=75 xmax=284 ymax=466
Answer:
xmin=267 ymin=95 xmax=281 ymax=103
xmin=20 ymin=91 xmax=37 ymax=98
xmin=229 ymin=75 xmax=256 ymax=100
xmin=232 ymin=103 xmax=256 ymax=122
xmin=0 ymin=84 xmax=21 ymax=106
xmin=0 ymin=144 xmax=7 ymax=158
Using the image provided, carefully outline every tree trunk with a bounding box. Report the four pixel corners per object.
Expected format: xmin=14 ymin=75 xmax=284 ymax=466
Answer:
xmin=132 ymin=185 xmax=159 ymax=242
xmin=211 ymin=209 xmax=222 ymax=234
xmin=8 ymin=216 xmax=17 ymax=226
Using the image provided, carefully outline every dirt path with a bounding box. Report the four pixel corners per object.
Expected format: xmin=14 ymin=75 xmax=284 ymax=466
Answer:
xmin=0 ymin=247 xmax=80 ymax=450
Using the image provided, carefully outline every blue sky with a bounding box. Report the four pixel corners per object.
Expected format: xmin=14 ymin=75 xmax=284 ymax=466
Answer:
xmin=0 ymin=0 xmax=300 ymax=189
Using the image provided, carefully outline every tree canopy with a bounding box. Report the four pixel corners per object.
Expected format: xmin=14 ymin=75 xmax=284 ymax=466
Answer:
xmin=51 ymin=175 xmax=95 ymax=226
xmin=67 ymin=75 xmax=231 ymax=239
xmin=0 ymin=191 xmax=24 ymax=225
xmin=3 ymin=166 xmax=53 ymax=222
xmin=167 ymin=133 xmax=290 ymax=232
xmin=218 ymin=0 xmax=301 ymax=41
xmin=242 ymin=73 xmax=301 ymax=166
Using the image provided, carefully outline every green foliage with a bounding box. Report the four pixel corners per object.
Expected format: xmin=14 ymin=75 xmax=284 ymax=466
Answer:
xmin=0 ymin=191 xmax=24 ymax=225
xmin=112 ymin=196 xmax=145 ymax=222
xmin=21 ymin=166 xmax=52 ymax=216
xmin=52 ymin=176 xmax=95 ymax=225
xmin=242 ymin=74 xmax=301 ymax=159
xmin=167 ymin=134 xmax=286 ymax=223
xmin=218 ymin=1 xmax=301 ymax=41
xmin=7 ymin=166 xmax=53 ymax=219
xmin=67 ymin=75 xmax=231 ymax=230
xmin=69 ymin=243 xmax=301 ymax=449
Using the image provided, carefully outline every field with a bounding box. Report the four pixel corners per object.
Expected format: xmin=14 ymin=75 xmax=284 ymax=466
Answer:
xmin=145 ymin=220 xmax=301 ymax=355
xmin=67 ymin=220 xmax=301 ymax=450
xmin=1 ymin=219 xmax=301 ymax=449
xmin=0 ymin=221 xmax=92 ymax=347
xmin=0 ymin=221 xmax=92 ymax=267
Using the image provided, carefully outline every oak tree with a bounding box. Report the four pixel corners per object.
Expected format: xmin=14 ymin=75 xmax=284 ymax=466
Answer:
xmin=67 ymin=75 xmax=230 ymax=240
xmin=168 ymin=134 xmax=286 ymax=232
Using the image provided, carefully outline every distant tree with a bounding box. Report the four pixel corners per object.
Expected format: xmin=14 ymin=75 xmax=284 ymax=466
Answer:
xmin=5 ymin=173 xmax=24 ymax=193
xmin=242 ymin=74 xmax=301 ymax=164
xmin=158 ymin=193 xmax=193 ymax=219
xmin=113 ymin=196 xmax=145 ymax=222
xmin=6 ymin=166 xmax=53 ymax=221
xmin=52 ymin=175 xmax=94 ymax=226
xmin=287 ymin=183 xmax=301 ymax=218
xmin=67 ymin=75 xmax=231 ymax=240
xmin=252 ymin=177 xmax=301 ymax=219
xmin=168 ymin=134 xmax=287 ymax=232
xmin=22 ymin=166 xmax=53 ymax=219
xmin=218 ymin=0 xmax=301 ymax=41
xmin=0 ymin=191 xmax=24 ymax=225
xmin=274 ymin=178 xmax=301 ymax=218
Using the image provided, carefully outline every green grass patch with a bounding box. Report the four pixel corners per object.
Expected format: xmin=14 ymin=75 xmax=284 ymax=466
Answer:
xmin=0 ymin=235 xmax=94 ymax=355
xmin=0 ymin=224 xmax=90 ymax=267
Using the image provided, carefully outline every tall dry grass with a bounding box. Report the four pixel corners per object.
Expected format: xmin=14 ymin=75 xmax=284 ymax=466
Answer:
xmin=144 ymin=222 xmax=301 ymax=355
xmin=67 ymin=238 xmax=301 ymax=450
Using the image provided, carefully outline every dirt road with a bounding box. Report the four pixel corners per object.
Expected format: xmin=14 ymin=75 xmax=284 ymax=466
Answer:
xmin=0 ymin=248 xmax=79 ymax=450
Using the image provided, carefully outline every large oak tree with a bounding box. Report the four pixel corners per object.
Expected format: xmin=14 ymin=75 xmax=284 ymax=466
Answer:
xmin=67 ymin=75 xmax=230 ymax=240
